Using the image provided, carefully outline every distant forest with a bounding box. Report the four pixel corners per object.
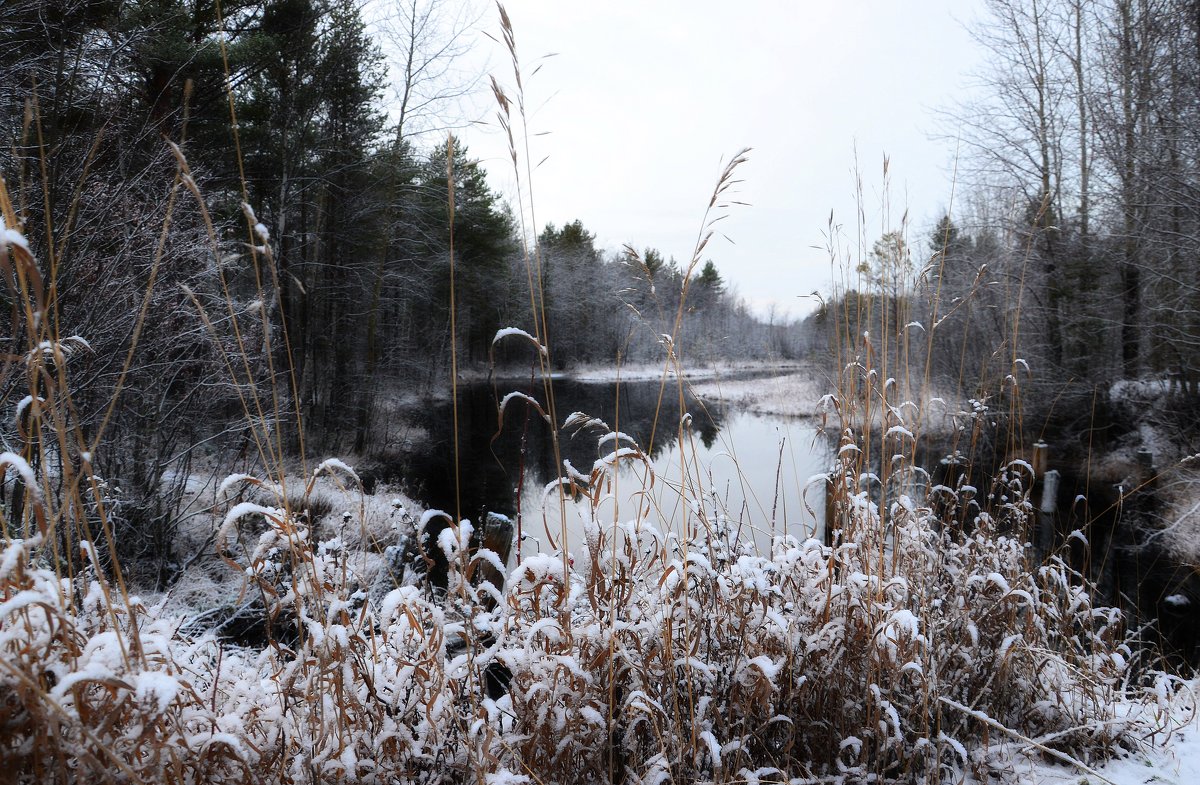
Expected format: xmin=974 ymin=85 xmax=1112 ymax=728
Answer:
xmin=804 ymin=0 xmax=1200 ymax=440
xmin=0 ymin=0 xmax=806 ymax=470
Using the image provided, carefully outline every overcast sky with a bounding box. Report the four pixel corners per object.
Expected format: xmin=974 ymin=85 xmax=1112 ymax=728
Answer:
xmin=456 ymin=1 xmax=987 ymax=318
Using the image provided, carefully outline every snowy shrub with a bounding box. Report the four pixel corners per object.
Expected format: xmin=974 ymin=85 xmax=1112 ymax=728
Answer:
xmin=469 ymin=411 xmax=1161 ymax=783
xmin=0 ymin=84 xmax=1186 ymax=785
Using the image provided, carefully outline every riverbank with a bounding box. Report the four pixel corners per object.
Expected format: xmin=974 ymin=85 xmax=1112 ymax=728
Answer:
xmin=687 ymin=363 xmax=831 ymax=418
xmin=1024 ymin=704 xmax=1200 ymax=783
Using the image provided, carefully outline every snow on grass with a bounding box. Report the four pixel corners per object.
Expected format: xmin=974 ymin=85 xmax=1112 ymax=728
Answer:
xmin=0 ymin=213 xmax=32 ymax=255
xmin=1014 ymin=684 xmax=1200 ymax=784
xmin=0 ymin=451 xmax=42 ymax=501
xmin=492 ymin=326 xmax=548 ymax=358
xmin=6 ymin=430 xmax=1188 ymax=783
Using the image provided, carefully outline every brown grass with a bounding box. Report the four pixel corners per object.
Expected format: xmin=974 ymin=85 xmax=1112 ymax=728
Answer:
xmin=0 ymin=8 xmax=1190 ymax=783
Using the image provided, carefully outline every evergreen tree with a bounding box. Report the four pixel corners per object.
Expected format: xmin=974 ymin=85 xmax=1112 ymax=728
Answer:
xmin=540 ymin=219 xmax=603 ymax=362
xmin=693 ymin=259 xmax=724 ymax=309
xmin=418 ymin=138 xmax=517 ymax=362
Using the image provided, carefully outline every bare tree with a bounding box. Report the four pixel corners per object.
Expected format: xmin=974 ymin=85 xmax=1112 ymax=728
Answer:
xmin=1090 ymin=0 xmax=1163 ymax=377
xmin=948 ymin=0 xmax=1078 ymax=371
xmin=374 ymin=0 xmax=486 ymax=145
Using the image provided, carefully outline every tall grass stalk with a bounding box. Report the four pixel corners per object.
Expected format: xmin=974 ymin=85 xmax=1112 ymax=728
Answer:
xmin=0 ymin=9 xmax=1191 ymax=785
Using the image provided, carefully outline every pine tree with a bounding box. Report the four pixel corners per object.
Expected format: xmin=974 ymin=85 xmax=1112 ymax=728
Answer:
xmin=418 ymin=138 xmax=517 ymax=363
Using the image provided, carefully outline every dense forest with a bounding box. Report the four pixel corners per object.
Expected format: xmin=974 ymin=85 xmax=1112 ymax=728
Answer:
xmin=0 ymin=0 xmax=803 ymax=565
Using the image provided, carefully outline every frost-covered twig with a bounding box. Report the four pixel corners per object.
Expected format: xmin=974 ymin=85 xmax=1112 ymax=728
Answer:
xmin=938 ymin=696 xmax=1118 ymax=785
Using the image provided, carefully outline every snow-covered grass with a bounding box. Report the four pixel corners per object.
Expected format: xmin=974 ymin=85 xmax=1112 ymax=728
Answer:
xmin=1018 ymin=702 xmax=1200 ymax=785
xmin=4 ymin=67 xmax=1197 ymax=785
xmin=146 ymin=465 xmax=422 ymax=621
xmin=1 ymin=402 xmax=1190 ymax=783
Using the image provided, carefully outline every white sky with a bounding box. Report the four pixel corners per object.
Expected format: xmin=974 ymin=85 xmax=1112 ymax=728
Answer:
xmin=455 ymin=1 xmax=987 ymax=318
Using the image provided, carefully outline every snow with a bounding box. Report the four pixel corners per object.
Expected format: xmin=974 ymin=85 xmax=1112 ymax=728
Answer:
xmin=1110 ymin=377 xmax=1171 ymax=400
xmin=0 ymin=589 xmax=47 ymax=618
xmin=595 ymin=430 xmax=637 ymax=449
xmin=0 ymin=451 xmax=41 ymax=500
xmin=593 ymin=446 xmax=644 ymax=471
xmin=419 ymin=508 xmax=452 ymax=533
xmin=217 ymin=472 xmax=259 ymax=499
xmin=563 ymin=411 xmax=610 ymax=432
xmin=497 ymin=390 xmax=551 ymax=424
xmin=472 ymin=548 xmax=508 ymax=582
xmin=510 ymin=552 xmax=566 ymax=586
xmin=564 ymin=359 xmax=804 ymax=384
xmin=1010 ymin=693 xmax=1200 ymax=784
xmin=14 ymin=395 xmax=43 ymax=426
xmin=886 ymin=608 xmax=921 ymax=640
xmin=134 ymin=671 xmax=180 ymax=716
xmin=740 ymin=655 xmax=783 ymax=681
xmin=1 ymin=213 xmax=31 ymax=255
xmin=491 ymin=326 xmax=548 ymax=357
xmin=313 ymin=457 xmax=361 ymax=485
xmin=0 ymin=536 xmax=40 ymax=581
xmin=437 ymin=519 xmax=473 ymax=559
xmin=690 ymin=366 xmax=828 ymax=418
xmin=218 ymin=501 xmax=282 ymax=544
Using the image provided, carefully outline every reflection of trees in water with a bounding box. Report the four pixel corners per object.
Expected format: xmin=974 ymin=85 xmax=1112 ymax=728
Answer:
xmin=397 ymin=380 xmax=723 ymax=523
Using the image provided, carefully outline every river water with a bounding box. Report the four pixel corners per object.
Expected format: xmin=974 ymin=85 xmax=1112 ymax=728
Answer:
xmin=396 ymin=375 xmax=832 ymax=559
xmin=384 ymin=375 xmax=1200 ymax=667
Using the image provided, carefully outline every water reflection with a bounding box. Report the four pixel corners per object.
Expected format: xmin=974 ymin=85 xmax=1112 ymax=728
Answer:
xmin=520 ymin=409 xmax=831 ymax=559
xmin=396 ymin=377 xmax=831 ymax=557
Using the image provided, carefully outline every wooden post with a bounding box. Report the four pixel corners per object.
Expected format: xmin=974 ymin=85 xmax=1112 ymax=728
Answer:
xmin=1136 ymin=448 xmax=1155 ymax=484
xmin=1032 ymin=441 xmax=1048 ymax=480
xmin=476 ymin=512 xmax=515 ymax=600
xmin=1040 ymin=470 xmax=1060 ymax=514
xmin=1038 ymin=469 xmax=1060 ymax=554
xmin=824 ymin=477 xmax=838 ymax=548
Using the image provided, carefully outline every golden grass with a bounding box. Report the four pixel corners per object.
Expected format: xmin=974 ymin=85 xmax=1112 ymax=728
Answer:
xmin=0 ymin=8 xmax=1190 ymax=783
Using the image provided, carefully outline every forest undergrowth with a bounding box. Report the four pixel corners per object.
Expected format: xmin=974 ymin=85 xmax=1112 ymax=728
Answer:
xmin=1 ymin=7 xmax=1195 ymax=783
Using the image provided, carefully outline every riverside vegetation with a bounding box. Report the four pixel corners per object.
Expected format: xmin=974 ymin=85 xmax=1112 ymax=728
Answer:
xmin=3 ymin=2 xmax=1200 ymax=784
xmin=1 ymin=120 xmax=1187 ymax=785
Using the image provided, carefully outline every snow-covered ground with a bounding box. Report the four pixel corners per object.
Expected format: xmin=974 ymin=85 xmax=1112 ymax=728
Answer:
xmin=150 ymin=465 xmax=427 ymax=619
xmin=563 ymin=359 xmax=809 ymax=384
xmin=1020 ymin=703 xmax=1200 ymax=784
xmin=688 ymin=365 xmax=830 ymax=418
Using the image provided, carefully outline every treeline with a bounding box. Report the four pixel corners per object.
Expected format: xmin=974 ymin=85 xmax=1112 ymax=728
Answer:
xmin=535 ymin=220 xmax=803 ymax=368
xmin=0 ymin=0 xmax=519 ymax=453
xmin=809 ymin=0 xmax=1200 ymax=433
xmin=0 ymin=1 xmax=801 ymax=573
